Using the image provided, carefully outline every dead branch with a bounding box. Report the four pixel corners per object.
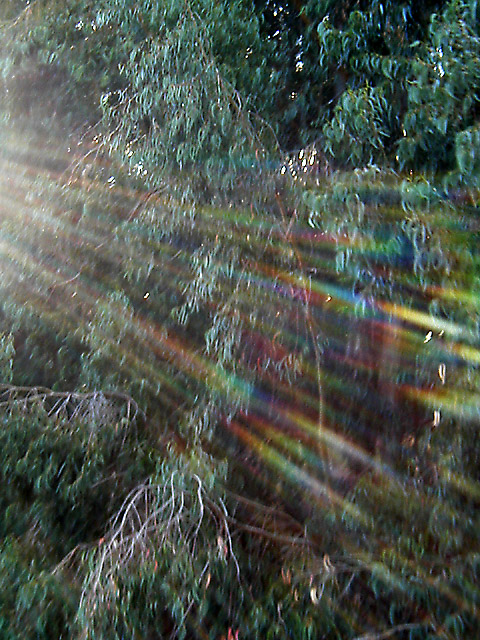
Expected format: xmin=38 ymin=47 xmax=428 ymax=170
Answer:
xmin=0 ymin=383 xmax=144 ymax=423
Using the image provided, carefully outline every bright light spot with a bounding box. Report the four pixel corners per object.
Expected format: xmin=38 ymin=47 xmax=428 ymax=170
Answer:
xmin=438 ymin=363 xmax=446 ymax=384
xmin=424 ymin=331 xmax=433 ymax=343
xmin=144 ymin=292 xmax=150 ymax=299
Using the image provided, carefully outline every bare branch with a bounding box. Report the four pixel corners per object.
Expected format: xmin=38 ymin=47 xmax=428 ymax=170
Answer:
xmin=0 ymin=383 xmax=144 ymax=424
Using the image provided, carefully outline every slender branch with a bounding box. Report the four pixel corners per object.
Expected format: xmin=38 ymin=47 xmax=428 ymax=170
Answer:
xmin=0 ymin=0 xmax=39 ymax=30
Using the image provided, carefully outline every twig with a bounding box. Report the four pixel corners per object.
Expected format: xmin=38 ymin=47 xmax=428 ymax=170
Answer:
xmin=0 ymin=1 xmax=39 ymax=30
xmin=205 ymin=495 xmax=313 ymax=549
xmin=126 ymin=187 xmax=167 ymax=222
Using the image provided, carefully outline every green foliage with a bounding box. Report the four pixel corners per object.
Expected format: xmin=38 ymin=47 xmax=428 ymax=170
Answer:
xmin=4 ymin=0 xmax=480 ymax=180
xmin=98 ymin=0 xmax=275 ymax=194
xmin=323 ymin=84 xmax=394 ymax=166
xmin=399 ymin=0 xmax=480 ymax=177
xmin=0 ymin=333 xmax=14 ymax=383
xmin=0 ymin=0 xmax=278 ymax=195
xmin=76 ymin=448 xmax=226 ymax=639
xmin=313 ymin=1 xmax=436 ymax=163
xmin=0 ymin=4 xmax=480 ymax=640
xmin=0 ymin=537 xmax=77 ymax=640
xmin=0 ymin=396 xmax=142 ymax=545
xmin=0 ymin=126 xmax=479 ymax=637
xmin=0 ymin=386 xmax=151 ymax=638
xmin=454 ymin=124 xmax=480 ymax=185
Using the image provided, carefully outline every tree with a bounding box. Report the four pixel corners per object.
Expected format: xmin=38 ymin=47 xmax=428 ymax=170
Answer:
xmin=6 ymin=0 xmax=480 ymax=178
xmin=399 ymin=0 xmax=480 ymax=182
xmin=1 ymin=0 xmax=280 ymax=196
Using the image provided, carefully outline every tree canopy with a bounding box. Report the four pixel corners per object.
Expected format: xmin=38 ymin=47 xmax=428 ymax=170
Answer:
xmin=2 ymin=0 xmax=480 ymax=184
xmin=1 ymin=2 xmax=480 ymax=639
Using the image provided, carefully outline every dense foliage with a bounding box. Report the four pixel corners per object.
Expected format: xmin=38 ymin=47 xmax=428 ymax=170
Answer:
xmin=2 ymin=0 xmax=480 ymax=179
xmin=0 ymin=1 xmax=479 ymax=639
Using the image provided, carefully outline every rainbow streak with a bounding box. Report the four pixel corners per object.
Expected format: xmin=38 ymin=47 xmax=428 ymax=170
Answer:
xmin=1 ymin=120 xmax=480 ymax=627
xmin=226 ymin=419 xmax=366 ymax=524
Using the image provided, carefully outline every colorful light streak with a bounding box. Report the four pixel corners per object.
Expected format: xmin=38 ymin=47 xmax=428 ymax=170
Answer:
xmin=1 ymin=118 xmax=479 ymax=625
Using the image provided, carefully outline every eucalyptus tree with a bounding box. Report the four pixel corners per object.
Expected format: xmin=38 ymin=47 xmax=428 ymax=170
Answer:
xmin=3 ymin=0 xmax=475 ymax=176
xmin=0 ymin=1 xmax=280 ymax=193
xmin=399 ymin=0 xmax=480 ymax=181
